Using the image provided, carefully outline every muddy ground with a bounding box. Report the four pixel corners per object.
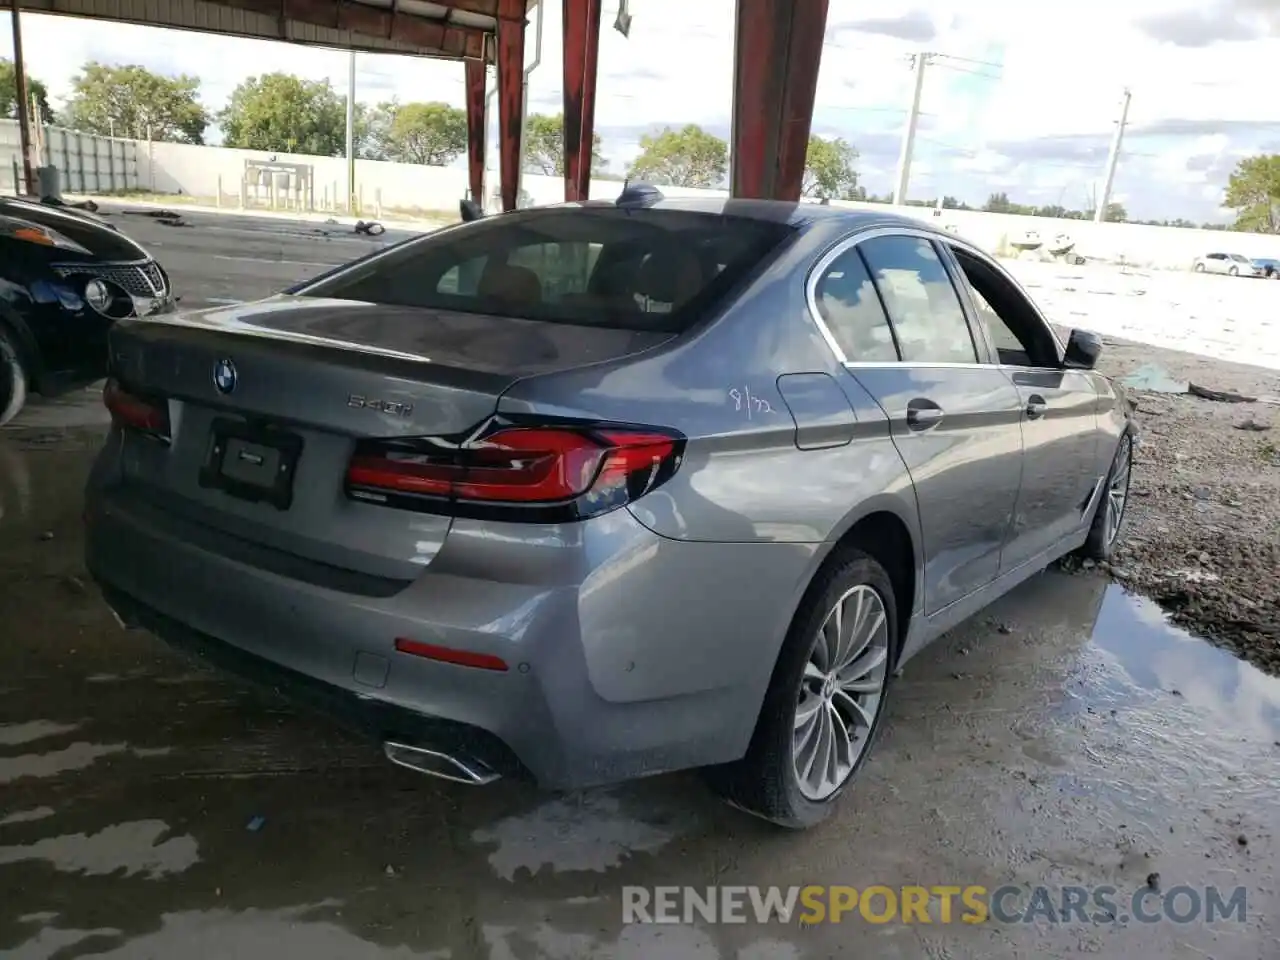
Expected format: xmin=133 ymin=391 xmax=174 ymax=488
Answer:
xmin=1084 ymin=339 xmax=1280 ymax=675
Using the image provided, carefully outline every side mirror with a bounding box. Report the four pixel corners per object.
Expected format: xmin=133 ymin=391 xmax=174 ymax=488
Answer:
xmin=1064 ymin=328 xmax=1102 ymax=370
xmin=459 ymin=198 xmax=485 ymax=223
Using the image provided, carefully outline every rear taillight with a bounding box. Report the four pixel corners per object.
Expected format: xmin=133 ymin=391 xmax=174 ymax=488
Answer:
xmin=346 ymin=424 xmax=683 ymax=521
xmin=103 ymin=378 xmax=169 ymax=439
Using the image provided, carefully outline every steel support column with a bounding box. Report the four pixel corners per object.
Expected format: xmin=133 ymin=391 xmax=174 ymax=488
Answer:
xmin=730 ymin=0 xmax=830 ymax=201
xmin=463 ymin=59 xmax=487 ymax=204
xmin=495 ymin=0 xmax=527 ymax=212
xmin=9 ymin=1 xmax=38 ymax=196
xmin=561 ymin=0 xmax=602 ymax=202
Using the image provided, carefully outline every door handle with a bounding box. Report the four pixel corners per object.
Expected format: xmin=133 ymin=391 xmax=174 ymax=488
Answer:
xmin=1025 ymin=395 xmax=1048 ymax=420
xmin=906 ymin=399 xmax=944 ymax=431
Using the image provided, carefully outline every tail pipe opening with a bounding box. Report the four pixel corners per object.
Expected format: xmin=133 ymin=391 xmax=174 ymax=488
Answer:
xmin=382 ymin=741 xmax=501 ymax=785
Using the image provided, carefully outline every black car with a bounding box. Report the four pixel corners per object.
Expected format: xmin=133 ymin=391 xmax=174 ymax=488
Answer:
xmin=0 ymin=197 xmax=174 ymax=425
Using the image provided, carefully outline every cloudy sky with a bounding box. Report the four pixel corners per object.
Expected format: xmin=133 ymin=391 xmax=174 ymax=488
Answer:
xmin=3 ymin=0 xmax=1279 ymax=221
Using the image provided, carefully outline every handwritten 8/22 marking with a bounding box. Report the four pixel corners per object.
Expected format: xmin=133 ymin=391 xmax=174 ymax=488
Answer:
xmin=728 ymin=386 xmax=774 ymax=420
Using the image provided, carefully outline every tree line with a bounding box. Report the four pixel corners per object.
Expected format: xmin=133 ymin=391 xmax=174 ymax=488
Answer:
xmin=1 ymin=59 xmax=860 ymax=195
xmin=5 ymin=58 xmax=1278 ymax=232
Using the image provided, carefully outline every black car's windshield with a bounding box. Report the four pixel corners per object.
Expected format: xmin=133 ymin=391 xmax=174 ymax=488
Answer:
xmin=298 ymin=207 xmax=794 ymax=333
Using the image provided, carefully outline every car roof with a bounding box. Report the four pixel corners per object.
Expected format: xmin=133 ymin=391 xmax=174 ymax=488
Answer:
xmin=559 ymin=196 xmax=940 ymax=233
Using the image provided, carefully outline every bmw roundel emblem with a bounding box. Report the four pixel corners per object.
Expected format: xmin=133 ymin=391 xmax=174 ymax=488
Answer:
xmin=213 ymin=358 xmax=238 ymax=395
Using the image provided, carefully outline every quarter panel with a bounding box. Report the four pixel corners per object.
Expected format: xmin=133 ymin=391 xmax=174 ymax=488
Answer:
xmin=497 ymin=221 xmax=878 ymax=545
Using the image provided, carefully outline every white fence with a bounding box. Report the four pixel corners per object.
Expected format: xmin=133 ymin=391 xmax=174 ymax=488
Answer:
xmin=128 ymin=140 xmax=1280 ymax=271
xmin=1 ymin=119 xmax=139 ymax=196
xmin=8 ymin=125 xmax=1280 ymax=271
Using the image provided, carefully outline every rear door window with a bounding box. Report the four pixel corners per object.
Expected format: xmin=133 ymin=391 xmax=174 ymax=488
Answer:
xmin=858 ymin=236 xmax=979 ymax=364
xmin=812 ymin=247 xmax=899 ymax=362
xmin=302 ymin=208 xmax=792 ymax=333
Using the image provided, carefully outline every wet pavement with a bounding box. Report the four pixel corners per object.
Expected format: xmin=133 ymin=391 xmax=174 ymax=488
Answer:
xmin=2 ymin=419 xmax=1276 ymax=960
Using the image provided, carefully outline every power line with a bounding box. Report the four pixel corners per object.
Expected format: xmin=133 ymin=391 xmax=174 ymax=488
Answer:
xmin=931 ymin=53 xmax=1004 ymax=69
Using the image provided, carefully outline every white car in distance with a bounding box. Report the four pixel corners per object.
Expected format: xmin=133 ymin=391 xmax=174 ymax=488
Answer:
xmin=1192 ymin=252 xmax=1262 ymax=277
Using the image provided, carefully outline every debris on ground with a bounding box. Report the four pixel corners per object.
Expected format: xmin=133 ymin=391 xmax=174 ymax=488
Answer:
xmin=1235 ymin=416 xmax=1273 ymax=432
xmin=354 ymin=220 xmax=386 ymax=236
xmin=1189 ymin=383 xmax=1255 ymax=404
xmin=1102 ymin=344 xmax=1280 ymax=676
xmin=246 ymin=815 xmax=266 ymax=832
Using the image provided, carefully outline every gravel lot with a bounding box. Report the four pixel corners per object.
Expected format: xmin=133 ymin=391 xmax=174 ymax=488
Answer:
xmin=1009 ymin=260 xmax=1280 ymax=676
xmin=1091 ymin=340 xmax=1280 ymax=675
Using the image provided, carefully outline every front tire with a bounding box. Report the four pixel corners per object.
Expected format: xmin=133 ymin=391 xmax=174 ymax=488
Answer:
xmin=709 ymin=549 xmax=897 ymax=829
xmin=1229 ymin=266 xmax=1240 ymax=277
xmin=1079 ymin=430 xmax=1133 ymax=562
xmin=0 ymin=331 xmax=28 ymax=428
xmin=1193 ymin=262 xmax=1206 ymax=273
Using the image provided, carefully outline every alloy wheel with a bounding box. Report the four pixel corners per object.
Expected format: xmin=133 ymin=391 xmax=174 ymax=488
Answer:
xmin=792 ymin=584 xmax=891 ymax=801
xmin=1105 ymin=434 xmax=1132 ymax=546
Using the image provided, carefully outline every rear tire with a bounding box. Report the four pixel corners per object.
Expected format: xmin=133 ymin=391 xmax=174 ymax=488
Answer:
xmin=1229 ymin=266 xmax=1240 ymax=277
xmin=708 ymin=549 xmax=897 ymax=829
xmin=1193 ymin=262 xmax=1206 ymax=273
xmin=0 ymin=331 xmax=28 ymax=428
xmin=1078 ymin=430 xmax=1133 ymax=562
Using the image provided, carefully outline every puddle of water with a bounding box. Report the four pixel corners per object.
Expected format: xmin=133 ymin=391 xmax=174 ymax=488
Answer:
xmin=0 ymin=807 xmax=56 ymax=828
xmin=11 ymin=904 xmax=448 ymax=960
xmin=0 ymin=742 xmax=128 ymax=784
xmin=0 ymin=721 xmax=81 ymax=747
xmin=1118 ymin=363 xmax=1189 ymax=394
xmin=471 ymin=792 xmax=679 ymax=881
xmin=1088 ymin=585 xmax=1280 ymax=739
xmin=0 ymin=819 xmax=199 ymax=879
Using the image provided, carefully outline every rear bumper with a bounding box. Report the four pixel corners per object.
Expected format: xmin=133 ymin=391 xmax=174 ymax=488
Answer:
xmin=85 ymin=479 xmax=816 ymax=789
xmin=99 ymin=583 xmax=530 ymax=780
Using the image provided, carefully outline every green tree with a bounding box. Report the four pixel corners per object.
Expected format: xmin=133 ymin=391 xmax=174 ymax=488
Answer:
xmin=524 ymin=112 xmax=605 ymax=176
xmin=1224 ymin=154 xmax=1280 ymax=234
xmin=219 ymin=73 xmax=348 ymax=156
xmin=803 ymin=135 xmax=859 ymax=200
xmin=0 ymin=59 xmax=54 ymax=124
xmin=379 ymin=101 xmax=468 ymax=165
xmin=627 ymin=124 xmax=727 ymax=188
xmin=63 ymin=62 xmax=207 ymax=142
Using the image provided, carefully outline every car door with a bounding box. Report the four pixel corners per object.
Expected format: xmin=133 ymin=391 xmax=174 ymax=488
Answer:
xmin=943 ymin=241 xmax=1103 ymax=570
xmin=1206 ymin=253 xmax=1227 ymax=274
xmin=817 ymin=230 xmax=1024 ymax=614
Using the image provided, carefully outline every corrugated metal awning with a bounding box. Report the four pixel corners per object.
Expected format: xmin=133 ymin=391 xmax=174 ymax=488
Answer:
xmin=2 ymin=0 xmax=523 ymax=61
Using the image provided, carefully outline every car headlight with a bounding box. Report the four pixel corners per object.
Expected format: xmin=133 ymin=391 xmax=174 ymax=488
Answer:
xmin=84 ymin=278 xmax=114 ymax=315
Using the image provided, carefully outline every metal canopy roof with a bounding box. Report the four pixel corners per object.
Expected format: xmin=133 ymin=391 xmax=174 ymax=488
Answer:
xmin=3 ymin=0 xmax=512 ymax=60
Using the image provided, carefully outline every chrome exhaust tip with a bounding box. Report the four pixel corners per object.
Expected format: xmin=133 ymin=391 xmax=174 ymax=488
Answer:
xmin=382 ymin=741 xmax=500 ymax=785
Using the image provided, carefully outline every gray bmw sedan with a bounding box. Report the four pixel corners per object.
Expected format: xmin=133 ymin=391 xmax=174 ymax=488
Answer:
xmin=85 ymin=189 xmax=1134 ymax=828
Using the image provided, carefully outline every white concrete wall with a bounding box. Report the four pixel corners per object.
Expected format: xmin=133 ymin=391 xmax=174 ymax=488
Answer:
xmin=1 ymin=119 xmax=138 ymax=195
xmin=48 ymin=136 xmax=1280 ymax=271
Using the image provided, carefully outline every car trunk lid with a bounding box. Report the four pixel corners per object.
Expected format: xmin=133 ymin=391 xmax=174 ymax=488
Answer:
xmin=106 ymin=296 xmax=673 ymax=583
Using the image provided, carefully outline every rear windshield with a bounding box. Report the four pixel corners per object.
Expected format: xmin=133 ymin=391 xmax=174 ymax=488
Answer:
xmin=298 ymin=207 xmax=793 ymax=333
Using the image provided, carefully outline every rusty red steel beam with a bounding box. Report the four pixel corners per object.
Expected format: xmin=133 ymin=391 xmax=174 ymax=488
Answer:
xmin=730 ymin=0 xmax=830 ymax=201
xmin=560 ymin=0 xmax=601 ymax=202
xmin=464 ymin=59 xmax=487 ymax=204
xmin=495 ymin=0 xmax=527 ymax=211
xmin=210 ymin=0 xmax=490 ymax=58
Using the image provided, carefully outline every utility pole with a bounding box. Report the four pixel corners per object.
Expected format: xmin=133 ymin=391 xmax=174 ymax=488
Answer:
xmin=346 ymin=50 xmax=357 ymax=213
xmin=10 ymin=2 xmax=39 ymax=196
xmin=893 ymin=51 xmax=929 ymax=206
xmin=1095 ymin=87 xmax=1131 ymax=224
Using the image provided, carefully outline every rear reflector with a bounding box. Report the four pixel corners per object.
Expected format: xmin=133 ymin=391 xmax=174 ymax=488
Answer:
xmin=347 ymin=424 xmax=682 ymax=521
xmin=394 ymin=637 xmax=509 ymax=672
xmin=103 ymin=378 xmax=169 ymax=437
